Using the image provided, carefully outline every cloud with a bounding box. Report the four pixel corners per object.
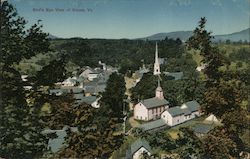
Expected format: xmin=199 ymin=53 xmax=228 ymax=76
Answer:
xmin=169 ymin=0 xmax=191 ymax=6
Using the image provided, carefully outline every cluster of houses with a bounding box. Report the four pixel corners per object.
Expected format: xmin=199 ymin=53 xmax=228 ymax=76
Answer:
xmin=48 ymin=61 xmax=118 ymax=108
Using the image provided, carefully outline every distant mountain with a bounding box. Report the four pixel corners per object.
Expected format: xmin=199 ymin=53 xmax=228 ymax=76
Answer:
xmin=137 ymin=28 xmax=250 ymax=42
xmin=136 ymin=31 xmax=193 ymax=41
xmin=214 ymin=28 xmax=250 ymax=42
xmin=48 ymin=34 xmax=59 ymax=39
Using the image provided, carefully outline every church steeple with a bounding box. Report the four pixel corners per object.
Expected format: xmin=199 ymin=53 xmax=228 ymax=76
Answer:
xmin=154 ymin=42 xmax=161 ymax=75
xmin=155 ymin=78 xmax=164 ymax=99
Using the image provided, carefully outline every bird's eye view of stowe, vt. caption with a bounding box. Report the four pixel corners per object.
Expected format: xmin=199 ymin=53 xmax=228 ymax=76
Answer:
xmin=0 ymin=0 xmax=250 ymax=158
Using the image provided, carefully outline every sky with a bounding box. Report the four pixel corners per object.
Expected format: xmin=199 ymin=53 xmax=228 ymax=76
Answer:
xmin=7 ymin=0 xmax=250 ymax=39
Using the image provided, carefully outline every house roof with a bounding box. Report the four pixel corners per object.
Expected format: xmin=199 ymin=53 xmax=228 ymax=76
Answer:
xmin=74 ymin=93 xmax=84 ymax=100
xmin=193 ymin=123 xmax=215 ymax=134
xmin=182 ymin=108 xmax=192 ymax=115
xmin=168 ymin=106 xmax=184 ymax=117
xmin=130 ymin=139 xmax=152 ymax=156
xmin=84 ymin=84 xmax=106 ymax=94
xmin=183 ymin=100 xmax=200 ymax=112
xmin=139 ymin=119 xmax=167 ymax=131
xmin=141 ymin=97 xmax=169 ymax=109
xmin=81 ymin=96 xmax=97 ymax=105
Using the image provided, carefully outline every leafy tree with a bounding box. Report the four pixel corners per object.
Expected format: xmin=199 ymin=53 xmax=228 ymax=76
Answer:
xmin=56 ymin=73 xmax=125 ymax=158
xmin=176 ymin=128 xmax=204 ymax=159
xmin=35 ymin=55 xmax=67 ymax=87
xmin=203 ymin=127 xmax=238 ymax=159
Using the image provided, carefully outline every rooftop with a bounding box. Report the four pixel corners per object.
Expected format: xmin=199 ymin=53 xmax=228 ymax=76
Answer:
xmin=192 ymin=123 xmax=215 ymax=134
xmin=168 ymin=106 xmax=184 ymax=117
xmin=130 ymin=139 xmax=152 ymax=156
xmin=139 ymin=119 xmax=167 ymax=131
xmin=141 ymin=97 xmax=169 ymax=109
xmin=182 ymin=100 xmax=200 ymax=112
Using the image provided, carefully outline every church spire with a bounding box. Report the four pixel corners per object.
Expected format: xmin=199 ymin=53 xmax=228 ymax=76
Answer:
xmin=154 ymin=42 xmax=161 ymax=75
xmin=155 ymin=78 xmax=164 ymax=99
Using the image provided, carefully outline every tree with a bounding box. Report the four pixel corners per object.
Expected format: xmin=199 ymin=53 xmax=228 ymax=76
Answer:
xmin=176 ymin=128 xmax=204 ymax=159
xmin=0 ymin=1 xmax=50 ymax=158
xmin=56 ymin=73 xmax=126 ymax=158
xmin=100 ymin=72 xmax=126 ymax=120
xmin=203 ymin=127 xmax=238 ymax=159
xmin=35 ymin=55 xmax=67 ymax=87
xmin=187 ymin=17 xmax=224 ymax=84
xmin=56 ymin=102 xmax=100 ymax=158
xmin=187 ymin=17 xmax=249 ymax=158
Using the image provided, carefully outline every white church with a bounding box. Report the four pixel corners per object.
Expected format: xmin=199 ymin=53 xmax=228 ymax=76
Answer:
xmin=134 ymin=43 xmax=169 ymax=121
xmin=133 ymin=43 xmax=201 ymax=124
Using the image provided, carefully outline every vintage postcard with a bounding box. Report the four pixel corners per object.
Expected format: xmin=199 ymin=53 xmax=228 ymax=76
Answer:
xmin=0 ymin=0 xmax=249 ymax=158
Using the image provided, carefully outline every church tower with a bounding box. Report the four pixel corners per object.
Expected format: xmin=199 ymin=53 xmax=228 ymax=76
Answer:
xmin=155 ymin=78 xmax=164 ymax=99
xmin=154 ymin=42 xmax=161 ymax=75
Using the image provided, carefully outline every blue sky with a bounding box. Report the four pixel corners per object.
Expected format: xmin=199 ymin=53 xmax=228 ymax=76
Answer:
xmin=9 ymin=0 xmax=250 ymax=39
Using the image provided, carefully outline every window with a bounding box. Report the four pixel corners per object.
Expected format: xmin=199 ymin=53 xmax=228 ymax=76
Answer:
xmin=152 ymin=109 xmax=154 ymax=113
xmin=177 ymin=119 xmax=179 ymax=123
xmin=163 ymin=115 xmax=165 ymax=118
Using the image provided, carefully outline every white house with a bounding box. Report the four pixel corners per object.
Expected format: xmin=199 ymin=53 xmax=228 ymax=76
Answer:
xmin=62 ymin=77 xmax=77 ymax=87
xmin=134 ymin=80 xmax=169 ymax=121
xmin=79 ymin=67 xmax=95 ymax=78
xmin=161 ymin=100 xmax=201 ymax=126
xmin=125 ymin=139 xmax=152 ymax=159
xmin=205 ymin=114 xmax=220 ymax=123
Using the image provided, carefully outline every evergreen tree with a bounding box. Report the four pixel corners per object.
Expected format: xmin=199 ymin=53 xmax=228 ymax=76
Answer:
xmin=0 ymin=1 xmax=50 ymax=158
xmin=187 ymin=17 xmax=249 ymax=157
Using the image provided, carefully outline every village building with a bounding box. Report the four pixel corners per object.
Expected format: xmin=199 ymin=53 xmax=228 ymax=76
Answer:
xmin=83 ymin=79 xmax=107 ymax=96
xmin=81 ymin=96 xmax=101 ymax=108
xmin=204 ymin=114 xmax=220 ymax=123
xmin=61 ymin=77 xmax=77 ymax=87
xmin=125 ymin=139 xmax=152 ymax=159
xmin=134 ymin=80 xmax=169 ymax=121
xmin=192 ymin=123 xmax=215 ymax=137
xmin=161 ymin=100 xmax=201 ymax=126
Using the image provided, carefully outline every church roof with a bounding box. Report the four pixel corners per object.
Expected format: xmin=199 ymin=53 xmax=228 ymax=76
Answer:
xmin=141 ymin=97 xmax=169 ymax=109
